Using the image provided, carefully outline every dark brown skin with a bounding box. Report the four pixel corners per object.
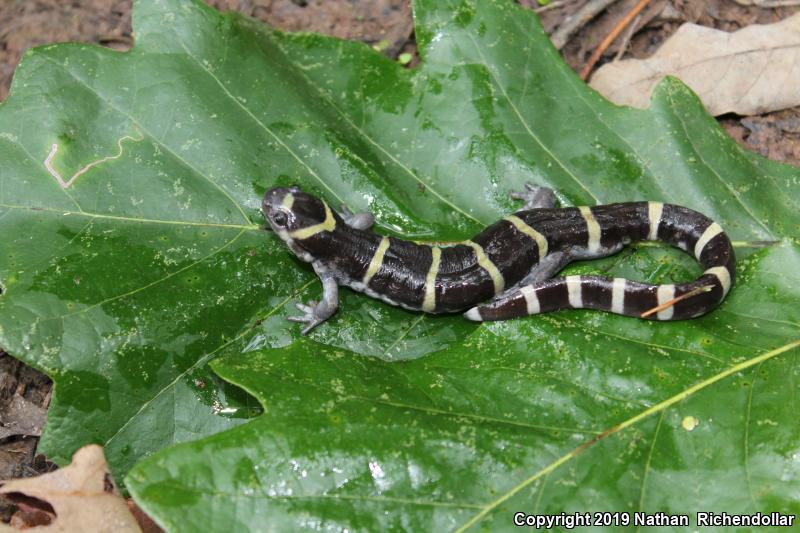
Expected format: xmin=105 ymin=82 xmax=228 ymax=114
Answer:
xmin=264 ymin=184 xmax=734 ymax=333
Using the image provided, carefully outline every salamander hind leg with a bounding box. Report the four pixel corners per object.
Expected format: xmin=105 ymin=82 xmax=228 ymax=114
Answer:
xmin=466 ymin=275 xmax=612 ymax=322
xmin=465 ymin=252 xmax=570 ymax=320
xmin=516 ymin=251 xmax=570 ymax=286
xmin=465 ymin=278 xmax=557 ymax=322
xmin=510 ymin=182 xmax=556 ymax=210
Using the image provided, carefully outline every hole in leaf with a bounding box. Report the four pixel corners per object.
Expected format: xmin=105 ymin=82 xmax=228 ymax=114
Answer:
xmin=103 ymin=473 xmax=115 ymax=493
xmin=2 ymin=492 xmax=56 ymax=518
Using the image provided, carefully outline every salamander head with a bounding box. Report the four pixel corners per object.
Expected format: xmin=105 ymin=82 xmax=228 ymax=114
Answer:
xmin=262 ymin=186 xmax=336 ymax=262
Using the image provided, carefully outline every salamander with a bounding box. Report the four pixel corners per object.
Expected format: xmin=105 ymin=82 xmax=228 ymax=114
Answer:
xmin=262 ymin=184 xmax=735 ymax=334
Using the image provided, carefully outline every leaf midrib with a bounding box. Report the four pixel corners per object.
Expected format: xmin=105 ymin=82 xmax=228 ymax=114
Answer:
xmin=454 ymin=338 xmax=800 ymax=531
xmin=1 ymin=229 xmax=247 ymax=336
xmin=466 ymin=10 xmax=780 ymax=239
xmin=0 ymin=203 xmax=258 ymax=230
xmin=260 ymin=30 xmax=486 ymax=226
xmin=137 ymin=478 xmax=485 ymax=510
xmin=465 ymin=33 xmax=601 ymax=205
xmin=666 ymin=89 xmax=774 ymax=237
xmin=10 ymin=7 xmax=795 ymax=517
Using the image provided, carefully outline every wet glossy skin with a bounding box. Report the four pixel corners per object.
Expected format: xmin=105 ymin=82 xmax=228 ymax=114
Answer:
xmin=264 ymin=185 xmax=735 ymax=334
xmin=1 ymin=1 xmax=795 ymax=528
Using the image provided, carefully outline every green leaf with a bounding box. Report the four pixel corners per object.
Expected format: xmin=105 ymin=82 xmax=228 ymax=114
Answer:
xmin=0 ymin=0 xmax=797 ymax=530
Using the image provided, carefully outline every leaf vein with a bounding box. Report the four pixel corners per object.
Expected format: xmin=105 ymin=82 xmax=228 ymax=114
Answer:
xmin=743 ymin=362 xmax=761 ymax=511
xmin=265 ymin=34 xmax=485 ymax=225
xmin=40 ymin=55 xmax=253 ymax=226
xmin=104 ymin=277 xmax=317 ymax=447
xmin=140 ymin=479 xmax=484 ymax=509
xmin=455 ymin=338 xmax=800 ymax=531
xmin=466 ymin=34 xmax=600 ymax=204
xmin=635 ymin=410 xmax=665 ymax=528
xmin=0 ymin=203 xmax=258 ymax=230
xmin=176 ymin=40 xmax=346 ymax=209
xmin=666 ymin=89 xmax=774 ymax=238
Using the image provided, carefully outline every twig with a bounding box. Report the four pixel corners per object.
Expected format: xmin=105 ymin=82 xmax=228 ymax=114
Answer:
xmin=613 ymin=13 xmax=641 ymax=61
xmin=640 ymin=284 xmax=714 ymax=318
xmin=550 ymin=0 xmax=620 ymax=50
xmin=729 ymin=240 xmax=781 ymax=248
xmin=734 ymin=0 xmax=800 ymax=6
xmin=579 ymin=0 xmax=653 ymax=80
xmin=535 ymin=0 xmax=571 ymax=14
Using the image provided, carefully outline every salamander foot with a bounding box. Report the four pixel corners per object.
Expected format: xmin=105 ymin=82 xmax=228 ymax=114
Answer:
xmin=510 ymin=182 xmax=556 ymax=210
xmin=288 ymin=301 xmax=330 ymax=334
xmin=340 ymin=204 xmax=375 ymax=230
xmin=287 ymin=273 xmax=340 ymax=335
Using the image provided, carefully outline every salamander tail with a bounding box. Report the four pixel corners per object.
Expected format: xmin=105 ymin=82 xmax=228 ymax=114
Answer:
xmin=465 ymin=204 xmax=735 ymax=322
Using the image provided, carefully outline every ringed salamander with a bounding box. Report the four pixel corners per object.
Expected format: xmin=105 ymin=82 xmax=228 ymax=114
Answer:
xmin=263 ymin=184 xmax=734 ymax=334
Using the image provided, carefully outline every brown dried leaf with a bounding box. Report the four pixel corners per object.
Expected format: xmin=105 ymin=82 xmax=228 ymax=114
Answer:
xmin=0 ymin=445 xmax=141 ymax=532
xmin=590 ymin=13 xmax=800 ymax=116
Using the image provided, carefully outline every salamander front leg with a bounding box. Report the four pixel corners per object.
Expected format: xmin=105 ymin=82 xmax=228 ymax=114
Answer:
xmin=288 ymin=264 xmax=339 ymax=334
xmin=510 ymin=182 xmax=556 ymax=210
xmin=340 ymin=204 xmax=375 ymax=231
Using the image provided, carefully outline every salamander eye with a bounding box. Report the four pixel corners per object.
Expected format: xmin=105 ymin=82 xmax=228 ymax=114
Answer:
xmin=272 ymin=211 xmax=288 ymax=227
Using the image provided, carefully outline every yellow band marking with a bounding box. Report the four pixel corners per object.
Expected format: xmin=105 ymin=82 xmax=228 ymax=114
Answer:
xmin=422 ymin=247 xmax=442 ymax=312
xmin=519 ymin=285 xmax=540 ymax=315
xmin=704 ymin=266 xmax=732 ymax=296
xmin=464 ymin=240 xmax=505 ymax=294
xmin=566 ymin=275 xmax=583 ymax=308
xmin=647 ymin=201 xmax=663 ymax=241
xmin=281 ymin=193 xmax=295 ymax=210
xmin=504 ymin=215 xmax=548 ymax=260
xmin=694 ymin=222 xmax=723 ymax=260
xmin=641 ymin=284 xmax=714 ymax=319
xmin=289 ymin=202 xmax=336 ymax=240
xmin=579 ymin=206 xmax=601 ymax=254
xmin=611 ymin=278 xmax=626 ymax=314
xmin=362 ymin=237 xmax=390 ymax=286
xmin=656 ymin=284 xmax=676 ymax=320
